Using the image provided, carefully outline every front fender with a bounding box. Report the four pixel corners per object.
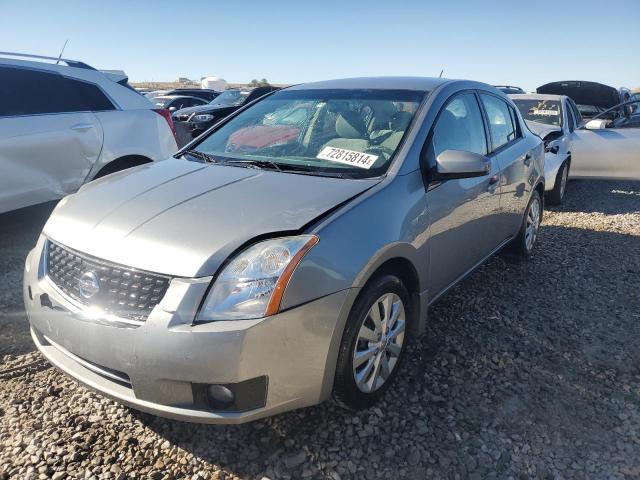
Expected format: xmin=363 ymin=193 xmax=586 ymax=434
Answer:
xmin=281 ymin=170 xmax=429 ymax=313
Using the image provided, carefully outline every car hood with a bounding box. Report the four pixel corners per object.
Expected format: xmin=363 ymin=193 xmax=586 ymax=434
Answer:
xmin=537 ymin=81 xmax=619 ymax=109
xmin=173 ymin=103 xmax=233 ymax=117
xmin=524 ymin=120 xmax=562 ymax=140
xmin=44 ymin=159 xmax=379 ymax=277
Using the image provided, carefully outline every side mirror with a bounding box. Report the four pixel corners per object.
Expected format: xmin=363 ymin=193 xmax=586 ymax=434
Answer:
xmin=169 ymin=106 xmax=177 ymax=112
xmin=585 ymin=119 xmax=608 ymax=130
xmin=434 ymin=150 xmax=490 ymax=180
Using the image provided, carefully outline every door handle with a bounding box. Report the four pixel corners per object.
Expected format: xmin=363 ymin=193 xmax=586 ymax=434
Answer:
xmin=71 ymin=123 xmax=94 ymax=131
xmin=487 ymin=175 xmax=499 ymax=193
xmin=522 ymin=153 xmax=532 ymax=166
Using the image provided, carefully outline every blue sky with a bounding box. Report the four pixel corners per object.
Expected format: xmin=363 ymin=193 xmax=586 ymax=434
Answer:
xmin=1 ymin=0 xmax=638 ymax=91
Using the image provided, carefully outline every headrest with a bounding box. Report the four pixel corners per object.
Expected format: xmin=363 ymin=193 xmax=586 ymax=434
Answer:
xmin=335 ymin=112 xmax=367 ymax=139
xmin=369 ymin=101 xmax=397 ymax=131
xmin=391 ymin=111 xmax=413 ymax=131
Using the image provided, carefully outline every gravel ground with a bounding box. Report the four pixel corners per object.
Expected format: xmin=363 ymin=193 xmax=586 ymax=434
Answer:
xmin=1 ymin=181 xmax=639 ymax=480
xmin=0 ymin=202 xmax=56 ymax=357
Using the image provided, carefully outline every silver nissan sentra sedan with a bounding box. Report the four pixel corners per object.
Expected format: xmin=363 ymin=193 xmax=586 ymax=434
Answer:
xmin=24 ymin=77 xmax=544 ymax=423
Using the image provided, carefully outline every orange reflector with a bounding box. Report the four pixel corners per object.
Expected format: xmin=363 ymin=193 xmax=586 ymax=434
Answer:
xmin=265 ymin=235 xmax=319 ymax=316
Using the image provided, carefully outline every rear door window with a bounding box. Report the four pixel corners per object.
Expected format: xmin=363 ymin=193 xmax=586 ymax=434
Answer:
xmin=480 ymin=94 xmax=517 ymax=151
xmin=0 ymin=66 xmax=113 ymax=117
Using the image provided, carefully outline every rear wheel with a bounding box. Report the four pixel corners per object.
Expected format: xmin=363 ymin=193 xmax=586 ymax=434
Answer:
xmin=547 ymin=161 xmax=569 ymax=206
xmin=508 ymin=190 xmax=542 ymax=258
xmin=332 ymin=275 xmax=410 ymax=410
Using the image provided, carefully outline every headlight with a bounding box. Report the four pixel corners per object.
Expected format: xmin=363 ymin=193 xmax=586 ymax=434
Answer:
xmin=197 ymin=235 xmax=319 ymax=321
xmin=192 ymin=114 xmax=214 ymax=122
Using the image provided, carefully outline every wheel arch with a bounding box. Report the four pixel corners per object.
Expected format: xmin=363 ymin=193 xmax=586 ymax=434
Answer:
xmin=92 ymin=155 xmax=153 ymax=179
xmin=318 ymin=250 xmax=426 ymax=402
xmin=358 ymin=257 xmax=422 ymax=332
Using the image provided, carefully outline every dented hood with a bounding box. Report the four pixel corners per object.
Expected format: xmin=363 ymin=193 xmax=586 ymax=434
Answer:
xmin=44 ymin=159 xmax=378 ymax=277
xmin=524 ymin=120 xmax=562 ymax=141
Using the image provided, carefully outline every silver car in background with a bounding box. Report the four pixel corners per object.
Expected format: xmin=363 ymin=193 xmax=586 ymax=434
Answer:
xmin=25 ymin=77 xmax=544 ymax=423
xmin=511 ymin=93 xmax=640 ymax=205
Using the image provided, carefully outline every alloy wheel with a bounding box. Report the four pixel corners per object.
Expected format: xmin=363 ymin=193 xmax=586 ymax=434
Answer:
xmin=352 ymin=293 xmax=406 ymax=393
xmin=524 ymin=197 xmax=541 ymax=252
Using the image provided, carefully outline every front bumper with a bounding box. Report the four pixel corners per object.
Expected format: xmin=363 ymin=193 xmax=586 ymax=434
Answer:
xmin=24 ymin=237 xmax=351 ymax=424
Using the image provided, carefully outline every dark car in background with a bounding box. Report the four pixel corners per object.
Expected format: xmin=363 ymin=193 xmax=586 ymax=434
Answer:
xmin=537 ymin=81 xmax=624 ymax=119
xmin=163 ymin=88 xmax=220 ymax=102
xmin=172 ymin=86 xmax=280 ymax=146
xmin=494 ymin=85 xmax=526 ymax=94
xmin=151 ymin=95 xmax=208 ymax=112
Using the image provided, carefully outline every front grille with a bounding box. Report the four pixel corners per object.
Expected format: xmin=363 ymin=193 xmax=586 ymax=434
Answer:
xmin=45 ymin=241 xmax=171 ymax=322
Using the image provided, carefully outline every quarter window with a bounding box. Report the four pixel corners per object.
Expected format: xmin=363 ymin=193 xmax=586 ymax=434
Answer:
xmin=431 ymin=93 xmax=487 ymax=159
xmin=480 ymin=94 xmax=517 ymax=151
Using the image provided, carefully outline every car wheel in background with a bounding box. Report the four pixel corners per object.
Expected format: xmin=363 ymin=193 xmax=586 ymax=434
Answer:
xmin=547 ymin=161 xmax=570 ymax=206
xmin=332 ymin=275 xmax=411 ymax=410
xmin=508 ymin=189 xmax=542 ymax=259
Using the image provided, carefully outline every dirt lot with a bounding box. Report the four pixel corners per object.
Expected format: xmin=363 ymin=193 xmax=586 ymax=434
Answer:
xmin=1 ymin=180 xmax=639 ymax=479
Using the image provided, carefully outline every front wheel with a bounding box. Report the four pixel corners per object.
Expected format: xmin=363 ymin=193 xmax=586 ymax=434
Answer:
xmin=332 ymin=275 xmax=410 ymax=410
xmin=508 ymin=190 xmax=542 ymax=258
xmin=546 ymin=161 xmax=569 ymax=206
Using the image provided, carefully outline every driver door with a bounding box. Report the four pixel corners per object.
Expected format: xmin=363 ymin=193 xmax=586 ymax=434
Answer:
xmin=425 ymin=92 xmax=503 ymax=298
xmin=568 ymin=100 xmax=640 ymax=180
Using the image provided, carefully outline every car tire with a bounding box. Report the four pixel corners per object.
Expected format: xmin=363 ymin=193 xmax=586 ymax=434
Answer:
xmin=332 ymin=275 xmax=411 ymax=411
xmin=546 ymin=160 xmax=569 ymax=206
xmin=508 ymin=189 xmax=542 ymax=259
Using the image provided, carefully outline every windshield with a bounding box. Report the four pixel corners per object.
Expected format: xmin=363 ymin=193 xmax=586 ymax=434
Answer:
xmin=152 ymin=97 xmax=172 ymax=108
xmin=209 ymin=90 xmax=251 ymax=107
xmin=513 ymin=99 xmax=562 ymax=126
xmin=191 ymin=88 xmax=426 ymax=178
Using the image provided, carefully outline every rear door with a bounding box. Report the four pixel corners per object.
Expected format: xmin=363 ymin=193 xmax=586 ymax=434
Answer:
xmin=479 ymin=92 xmax=534 ymax=238
xmin=0 ymin=66 xmax=105 ymax=213
xmin=568 ymin=100 xmax=640 ymax=180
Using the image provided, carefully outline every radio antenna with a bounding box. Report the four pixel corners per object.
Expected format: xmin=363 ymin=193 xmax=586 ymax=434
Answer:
xmin=439 ymin=69 xmax=444 ymax=78
xmin=55 ymin=40 xmax=68 ymax=64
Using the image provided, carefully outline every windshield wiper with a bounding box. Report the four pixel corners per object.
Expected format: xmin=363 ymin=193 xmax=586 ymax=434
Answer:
xmin=223 ymin=159 xmax=284 ymax=172
xmin=224 ymin=159 xmax=354 ymax=178
xmin=182 ymin=150 xmax=219 ymax=163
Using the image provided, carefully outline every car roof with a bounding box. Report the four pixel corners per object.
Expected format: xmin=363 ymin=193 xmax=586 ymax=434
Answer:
xmin=285 ymin=76 xmax=450 ymax=92
xmin=155 ymin=95 xmax=203 ymax=100
xmin=509 ymin=93 xmax=566 ymax=102
xmin=169 ymin=88 xmax=217 ymax=93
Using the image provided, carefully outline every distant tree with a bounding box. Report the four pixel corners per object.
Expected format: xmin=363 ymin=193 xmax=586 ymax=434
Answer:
xmin=259 ymin=78 xmax=270 ymax=86
xmin=249 ymin=79 xmax=259 ymax=87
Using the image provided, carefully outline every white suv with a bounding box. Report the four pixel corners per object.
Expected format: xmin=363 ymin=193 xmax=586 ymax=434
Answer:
xmin=0 ymin=52 xmax=178 ymax=214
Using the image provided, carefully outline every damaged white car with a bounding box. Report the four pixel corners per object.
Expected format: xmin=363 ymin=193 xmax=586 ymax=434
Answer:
xmin=0 ymin=52 xmax=178 ymax=214
xmin=510 ymin=93 xmax=640 ymax=205
xmin=510 ymin=94 xmax=575 ymax=204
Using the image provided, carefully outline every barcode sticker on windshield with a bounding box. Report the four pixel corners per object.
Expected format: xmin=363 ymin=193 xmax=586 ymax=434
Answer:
xmin=316 ymin=147 xmax=378 ymax=169
xmin=532 ymin=109 xmax=559 ymax=116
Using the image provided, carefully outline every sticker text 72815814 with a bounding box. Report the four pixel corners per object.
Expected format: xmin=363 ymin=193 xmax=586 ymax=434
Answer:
xmin=316 ymin=147 xmax=378 ymax=169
